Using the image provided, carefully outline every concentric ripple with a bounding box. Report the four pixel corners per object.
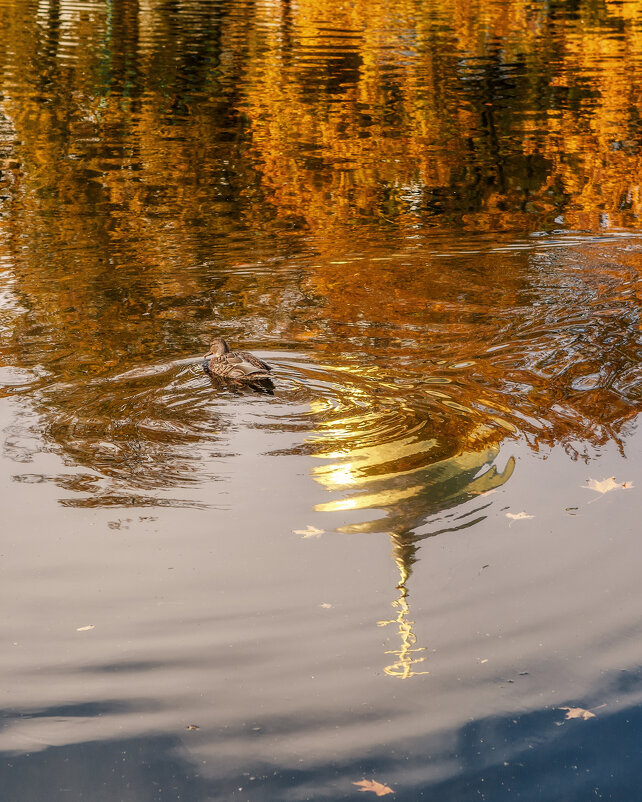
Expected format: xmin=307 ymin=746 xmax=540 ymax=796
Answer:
xmin=0 ymin=345 xmax=514 ymax=532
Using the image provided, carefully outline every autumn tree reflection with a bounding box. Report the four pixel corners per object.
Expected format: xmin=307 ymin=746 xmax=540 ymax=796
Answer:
xmin=0 ymin=0 xmax=641 ymax=672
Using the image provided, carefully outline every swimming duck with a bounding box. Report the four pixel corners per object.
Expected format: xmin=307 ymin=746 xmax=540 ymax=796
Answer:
xmin=203 ymin=337 xmax=273 ymax=390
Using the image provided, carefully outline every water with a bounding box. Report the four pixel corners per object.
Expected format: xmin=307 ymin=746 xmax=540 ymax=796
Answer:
xmin=1 ymin=0 xmax=642 ymax=799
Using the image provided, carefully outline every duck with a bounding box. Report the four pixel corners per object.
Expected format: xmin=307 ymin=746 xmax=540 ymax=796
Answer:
xmin=203 ymin=337 xmax=274 ymax=391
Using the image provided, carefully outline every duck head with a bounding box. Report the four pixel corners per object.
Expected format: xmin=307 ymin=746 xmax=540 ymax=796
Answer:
xmin=208 ymin=337 xmax=230 ymax=357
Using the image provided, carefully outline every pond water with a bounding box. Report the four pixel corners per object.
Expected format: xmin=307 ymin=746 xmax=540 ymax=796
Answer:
xmin=1 ymin=0 xmax=642 ymax=799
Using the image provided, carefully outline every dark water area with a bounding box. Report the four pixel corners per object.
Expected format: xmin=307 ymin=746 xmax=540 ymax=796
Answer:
xmin=1 ymin=0 xmax=642 ymax=799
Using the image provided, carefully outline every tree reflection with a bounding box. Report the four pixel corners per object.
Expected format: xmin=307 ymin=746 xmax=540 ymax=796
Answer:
xmin=0 ymin=0 xmax=641 ymax=677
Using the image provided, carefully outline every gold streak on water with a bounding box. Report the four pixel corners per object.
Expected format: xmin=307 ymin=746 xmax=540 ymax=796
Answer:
xmin=306 ymin=370 xmax=518 ymax=674
xmin=378 ymin=585 xmax=430 ymax=680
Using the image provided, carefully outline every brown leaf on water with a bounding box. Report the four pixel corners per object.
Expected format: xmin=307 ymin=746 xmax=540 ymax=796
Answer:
xmin=186 ymin=724 xmax=200 ymax=730
xmin=559 ymin=706 xmax=595 ymax=720
xmin=353 ymin=779 xmax=394 ymax=796
xmin=293 ymin=525 xmax=325 ymax=538
xmin=506 ymin=511 xmax=534 ymax=524
xmin=583 ymin=477 xmax=634 ymax=494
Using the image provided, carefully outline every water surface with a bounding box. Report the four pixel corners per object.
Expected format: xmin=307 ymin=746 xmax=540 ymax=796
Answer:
xmin=1 ymin=0 xmax=642 ymax=799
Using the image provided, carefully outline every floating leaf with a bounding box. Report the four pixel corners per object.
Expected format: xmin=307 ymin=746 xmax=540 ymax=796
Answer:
xmin=76 ymin=625 xmax=95 ymax=632
xmin=583 ymin=477 xmax=634 ymax=495
xmin=293 ymin=525 xmax=324 ymax=538
xmin=559 ymin=706 xmax=595 ymax=720
xmin=186 ymin=724 xmax=200 ymax=730
xmin=506 ymin=511 xmax=534 ymax=523
xmin=320 ymin=602 xmax=333 ymax=609
xmin=353 ymin=779 xmax=394 ymax=796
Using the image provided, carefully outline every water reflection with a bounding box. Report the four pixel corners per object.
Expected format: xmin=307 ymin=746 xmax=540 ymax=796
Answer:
xmin=0 ymin=0 xmax=642 ymax=798
xmin=304 ymin=360 xmax=517 ymax=677
xmin=0 ymin=238 xmax=639 ymax=518
xmin=312 ymin=434 xmax=513 ymax=535
xmin=3 ymin=667 xmax=642 ymax=800
xmin=3 ymin=0 xmax=642 ymax=250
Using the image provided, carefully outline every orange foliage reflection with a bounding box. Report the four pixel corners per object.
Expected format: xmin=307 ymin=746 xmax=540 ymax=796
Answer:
xmin=0 ymin=0 xmax=641 ymax=677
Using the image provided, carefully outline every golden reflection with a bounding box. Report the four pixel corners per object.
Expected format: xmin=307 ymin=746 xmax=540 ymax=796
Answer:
xmin=2 ymin=0 xmax=642 ymax=277
xmin=314 ymin=423 xmax=514 ymax=676
xmin=0 ymin=0 xmax=640 ymax=643
xmin=313 ymin=426 xmax=514 ymax=534
xmin=240 ymin=0 xmax=642 ymax=234
xmin=307 ymin=356 xmax=517 ymax=677
xmin=379 ymin=528 xmax=429 ymax=680
xmin=378 ymin=581 xmax=429 ymax=680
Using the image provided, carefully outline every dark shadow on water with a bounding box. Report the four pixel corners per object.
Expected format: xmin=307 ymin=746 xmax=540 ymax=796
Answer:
xmin=205 ymin=371 xmax=275 ymax=396
xmin=0 ymin=735 xmax=211 ymax=802
xmin=3 ymin=669 xmax=642 ymax=801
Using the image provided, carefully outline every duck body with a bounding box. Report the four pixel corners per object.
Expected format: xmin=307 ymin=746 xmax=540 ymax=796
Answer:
xmin=204 ymin=337 xmax=273 ymax=391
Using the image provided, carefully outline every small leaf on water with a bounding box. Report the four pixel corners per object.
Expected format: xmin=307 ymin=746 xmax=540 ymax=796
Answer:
xmin=76 ymin=625 xmax=95 ymax=632
xmin=583 ymin=477 xmax=634 ymax=495
xmin=320 ymin=603 xmax=333 ymax=609
xmin=559 ymin=706 xmax=596 ymax=720
xmin=506 ymin=511 xmax=534 ymax=523
xmin=479 ymin=658 xmax=489 ymax=664
xmin=293 ymin=525 xmax=325 ymax=538
xmin=353 ymin=778 xmax=395 ymax=796
xmin=186 ymin=724 xmax=200 ymax=730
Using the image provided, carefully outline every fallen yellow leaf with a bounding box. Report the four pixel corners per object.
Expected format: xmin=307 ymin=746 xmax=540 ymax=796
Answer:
xmin=506 ymin=511 xmax=534 ymax=523
xmin=353 ymin=778 xmax=394 ymax=796
xmin=320 ymin=603 xmax=333 ymax=609
xmin=559 ymin=706 xmax=595 ymax=720
xmin=76 ymin=625 xmax=95 ymax=632
xmin=583 ymin=477 xmax=634 ymax=494
xmin=293 ymin=525 xmax=325 ymax=538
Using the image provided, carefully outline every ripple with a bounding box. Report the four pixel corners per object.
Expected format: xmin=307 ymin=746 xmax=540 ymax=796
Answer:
xmin=0 ymin=345 xmax=514 ymax=529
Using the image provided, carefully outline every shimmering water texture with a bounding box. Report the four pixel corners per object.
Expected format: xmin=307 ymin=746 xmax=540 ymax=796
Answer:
xmin=1 ymin=0 xmax=642 ymax=800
